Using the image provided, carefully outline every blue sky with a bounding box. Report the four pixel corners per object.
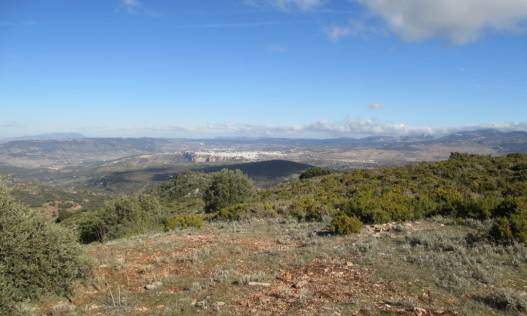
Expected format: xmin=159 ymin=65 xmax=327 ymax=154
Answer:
xmin=1 ymin=0 xmax=527 ymax=138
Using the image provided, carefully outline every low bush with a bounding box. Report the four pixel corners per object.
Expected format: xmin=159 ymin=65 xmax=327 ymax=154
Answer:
xmin=216 ymin=204 xmax=246 ymax=221
xmin=214 ymin=202 xmax=279 ymax=221
xmin=328 ymin=212 xmax=363 ymax=235
xmin=163 ymin=214 xmax=204 ymax=231
xmin=78 ymin=213 xmax=108 ymax=244
xmin=77 ymin=194 xmax=163 ymax=243
xmin=454 ymin=196 xmax=495 ymax=220
xmin=490 ymin=214 xmax=527 ymax=243
xmin=480 ymin=288 xmax=527 ymax=313
xmin=488 ymin=197 xmax=527 ymax=243
xmin=288 ymin=197 xmax=328 ymax=222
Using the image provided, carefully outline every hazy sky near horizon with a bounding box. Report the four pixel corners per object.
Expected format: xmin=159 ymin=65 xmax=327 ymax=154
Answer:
xmin=1 ymin=0 xmax=527 ymax=138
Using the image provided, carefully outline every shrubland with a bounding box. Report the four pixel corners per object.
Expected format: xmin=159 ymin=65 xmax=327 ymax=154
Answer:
xmin=71 ymin=153 xmax=527 ymax=244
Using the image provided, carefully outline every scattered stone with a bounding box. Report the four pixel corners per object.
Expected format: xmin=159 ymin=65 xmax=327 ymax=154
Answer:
xmin=88 ymin=304 xmax=99 ymax=310
xmin=134 ymin=306 xmax=149 ymax=312
xmin=248 ymin=282 xmax=271 ymax=287
xmin=213 ymin=301 xmax=226 ymax=311
xmin=195 ymin=300 xmax=208 ymax=309
xmin=145 ymin=281 xmax=163 ymax=290
xmin=51 ymin=302 xmax=75 ymax=313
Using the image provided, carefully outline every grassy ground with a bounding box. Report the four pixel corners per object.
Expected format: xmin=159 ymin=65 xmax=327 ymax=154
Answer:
xmin=35 ymin=219 xmax=527 ymax=315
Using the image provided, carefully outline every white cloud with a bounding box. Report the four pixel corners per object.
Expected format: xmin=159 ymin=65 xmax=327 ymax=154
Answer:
xmin=325 ymin=18 xmax=386 ymax=41
xmin=119 ymin=0 xmax=159 ymax=16
xmin=360 ymin=0 xmax=527 ymax=44
xmin=121 ymin=0 xmax=141 ymax=14
xmin=368 ymin=103 xmax=384 ymax=110
xmin=325 ymin=23 xmax=354 ymax=41
xmin=300 ymin=118 xmax=423 ymax=137
xmin=277 ymin=0 xmax=324 ymax=10
xmin=245 ymin=0 xmax=324 ymax=11
xmin=6 ymin=120 xmax=527 ymax=139
xmin=189 ymin=120 xmax=527 ymax=138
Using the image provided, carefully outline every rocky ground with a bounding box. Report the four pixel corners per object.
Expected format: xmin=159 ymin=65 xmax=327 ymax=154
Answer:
xmin=35 ymin=219 xmax=527 ymax=315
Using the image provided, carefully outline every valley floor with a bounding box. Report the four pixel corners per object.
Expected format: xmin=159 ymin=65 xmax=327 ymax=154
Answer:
xmin=36 ymin=219 xmax=527 ymax=315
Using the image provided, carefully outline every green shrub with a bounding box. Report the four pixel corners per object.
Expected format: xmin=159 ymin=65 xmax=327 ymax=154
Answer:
xmin=204 ymin=169 xmax=255 ymax=212
xmin=493 ymin=197 xmax=526 ymax=218
xmin=0 ymin=184 xmax=90 ymax=314
xmin=215 ymin=202 xmax=278 ymax=221
xmin=55 ymin=208 xmax=74 ymax=223
xmin=304 ymin=205 xmax=324 ymax=222
xmin=77 ymin=194 xmax=163 ymax=243
xmin=455 ymin=197 xmax=494 ymax=220
xmin=489 ymin=218 xmax=514 ymax=242
xmin=299 ymin=167 xmax=332 ymax=180
xmin=163 ymin=214 xmax=204 ymax=231
xmin=328 ymin=213 xmax=363 ymax=235
xmin=158 ymin=172 xmax=211 ymax=201
xmin=488 ymin=197 xmax=527 ymax=243
xmin=288 ymin=197 xmax=327 ymax=222
xmin=510 ymin=212 xmax=527 ymax=243
xmin=78 ymin=214 xmax=108 ymax=244
xmin=217 ymin=204 xmax=246 ymax=221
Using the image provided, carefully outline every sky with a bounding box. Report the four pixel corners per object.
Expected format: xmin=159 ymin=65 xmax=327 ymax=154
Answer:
xmin=1 ymin=0 xmax=527 ymax=138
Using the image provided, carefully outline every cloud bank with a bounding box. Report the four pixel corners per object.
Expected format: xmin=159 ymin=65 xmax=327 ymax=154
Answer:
xmin=74 ymin=119 xmax=527 ymax=139
xmin=359 ymin=0 xmax=527 ymax=43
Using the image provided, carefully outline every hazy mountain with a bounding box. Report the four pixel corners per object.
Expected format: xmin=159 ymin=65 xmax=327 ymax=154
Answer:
xmin=0 ymin=133 xmax=86 ymax=142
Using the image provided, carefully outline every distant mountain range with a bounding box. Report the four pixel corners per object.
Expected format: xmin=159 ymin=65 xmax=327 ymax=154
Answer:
xmin=2 ymin=128 xmax=526 ymax=149
xmin=0 ymin=129 xmax=526 ymax=170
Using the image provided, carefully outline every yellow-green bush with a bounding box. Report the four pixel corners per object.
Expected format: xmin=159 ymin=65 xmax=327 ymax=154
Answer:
xmin=328 ymin=213 xmax=363 ymax=235
xmin=287 ymin=197 xmax=331 ymax=222
xmin=163 ymin=214 xmax=204 ymax=231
